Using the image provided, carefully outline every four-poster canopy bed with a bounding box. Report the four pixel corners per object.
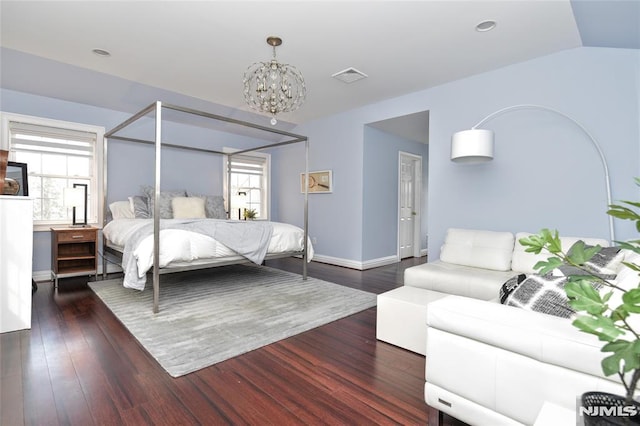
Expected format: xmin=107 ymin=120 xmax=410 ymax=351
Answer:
xmin=102 ymin=101 xmax=311 ymax=313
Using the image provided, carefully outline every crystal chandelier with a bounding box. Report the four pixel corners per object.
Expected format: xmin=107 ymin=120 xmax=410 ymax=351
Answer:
xmin=243 ymin=36 xmax=307 ymax=125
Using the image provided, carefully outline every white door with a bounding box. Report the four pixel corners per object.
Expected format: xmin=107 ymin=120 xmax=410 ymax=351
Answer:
xmin=399 ymin=153 xmax=421 ymax=259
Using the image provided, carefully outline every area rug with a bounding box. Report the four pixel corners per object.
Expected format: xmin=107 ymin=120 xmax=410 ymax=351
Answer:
xmin=88 ymin=264 xmax=376 ymax=377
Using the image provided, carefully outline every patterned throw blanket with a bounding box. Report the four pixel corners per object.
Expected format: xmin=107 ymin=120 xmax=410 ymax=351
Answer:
xmin=121 ymin=219 xmax=274 ymax=290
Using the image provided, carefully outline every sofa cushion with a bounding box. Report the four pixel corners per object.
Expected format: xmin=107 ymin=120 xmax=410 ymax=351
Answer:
xmin=439 ymin=228 xmax=515 ymax=271
xmin=404 ymin=260 xmax=516 ymax=300
xmin=427 ymin=296 xmax=609 ymax=381
xmin=512 ymin=232 xmax=610 ymax=274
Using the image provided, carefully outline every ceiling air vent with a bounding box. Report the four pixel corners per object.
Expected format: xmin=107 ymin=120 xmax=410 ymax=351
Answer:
xmin=332 ymin=67 xmax=368 ymax=84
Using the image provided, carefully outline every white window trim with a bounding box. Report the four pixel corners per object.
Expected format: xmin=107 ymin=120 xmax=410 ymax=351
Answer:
xmin=222 ymin=147 xmax=271 ymax=220
xmin=1 ymin=112 xmax=105 ymax=231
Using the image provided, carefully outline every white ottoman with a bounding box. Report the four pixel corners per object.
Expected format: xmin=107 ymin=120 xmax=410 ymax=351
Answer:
xmin=376 ymin=286 xmax=451 ymax=355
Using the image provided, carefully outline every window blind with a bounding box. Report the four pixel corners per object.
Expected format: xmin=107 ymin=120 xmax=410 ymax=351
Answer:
xmin=10 ymin=122 xmax=95 ymax=158
xmin=229 ymin=154 xmax=265 ymax=175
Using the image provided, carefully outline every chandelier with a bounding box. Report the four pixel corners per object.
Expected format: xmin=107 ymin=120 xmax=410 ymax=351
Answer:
xmin=243 ymin=36 xmax=307 ymax=125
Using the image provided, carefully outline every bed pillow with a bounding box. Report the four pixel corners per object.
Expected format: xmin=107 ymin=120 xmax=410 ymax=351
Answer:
xmin=129 ymin=196 xmax=150 ymax=218
xmin=141 ymin=186 xmax=187 ymax=219
xmin=186 ymin=192 xmax=226 ymax=219
xmin=109 ymin=200 xmax=134 ymax=219
xmin=172 ymin=197 xmax=206 ymax=219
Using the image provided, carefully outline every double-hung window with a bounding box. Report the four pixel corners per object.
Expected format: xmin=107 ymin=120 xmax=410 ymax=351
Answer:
xmin=225 ymin=151 xmax=270 ymax=220
xmin=1 ymin=113 xmax=104 ymax=230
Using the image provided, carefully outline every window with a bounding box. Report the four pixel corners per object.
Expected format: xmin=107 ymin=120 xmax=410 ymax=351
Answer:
xmin=1 ymin=112 xmax=104 ymax=230
xmin=225 ymin=151 xmax=270 ymax=220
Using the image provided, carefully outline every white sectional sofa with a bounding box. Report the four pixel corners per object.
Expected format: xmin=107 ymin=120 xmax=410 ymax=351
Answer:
xmin=377 ymin=228 xmax=608 ymax=355
xmin=375 ymin=228 xmax=636 ymax=425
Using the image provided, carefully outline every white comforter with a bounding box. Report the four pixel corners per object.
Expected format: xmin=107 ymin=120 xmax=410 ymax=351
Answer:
xmin=103 ymin=219 xmax=314 ymax=289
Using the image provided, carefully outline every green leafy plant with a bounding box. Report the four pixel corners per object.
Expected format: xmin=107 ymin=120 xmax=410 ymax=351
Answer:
xmin=520 ymin=178 xmax=640 ymax=404
xmin=243 ymin=208 xmax=257 ymax=220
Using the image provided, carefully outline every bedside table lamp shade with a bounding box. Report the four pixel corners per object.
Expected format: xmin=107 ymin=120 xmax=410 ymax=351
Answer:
xmin=64 ymin=183 xmax=88 ymax=226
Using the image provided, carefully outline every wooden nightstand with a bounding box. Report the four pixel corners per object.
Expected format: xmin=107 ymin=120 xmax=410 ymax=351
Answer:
xmin=51 ymin=226 xmax=98 ymax=288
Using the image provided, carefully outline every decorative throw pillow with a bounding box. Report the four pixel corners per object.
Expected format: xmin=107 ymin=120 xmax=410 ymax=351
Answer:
xmin=499 ymin=274 xmax=527 ymax=304
xmin=141 ymin=186 xmax=187 ymax=219
xmin=129 ymin=196 xmax=150 ymax=218
xmin=172 ymin=197 xmax=206 ymax=219
xmin=553 ymin=241 xmax=624 ymax=280
xmin=502 ymin=274 xmax=600 ymax=319
xmin=186 ymin=192 xmax=227 ymax=219
xmin=109 ymin=200 xmax=134 ymax=219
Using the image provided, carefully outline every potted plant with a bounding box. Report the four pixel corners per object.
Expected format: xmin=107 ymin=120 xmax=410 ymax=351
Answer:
xmin=243 ymin=208 xmax=257 ymax=220
xmin=520 ymin=178 xmax=640 ymax=422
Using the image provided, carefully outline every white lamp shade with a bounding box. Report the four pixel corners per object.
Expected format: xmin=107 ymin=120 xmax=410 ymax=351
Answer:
xmin=451 ymin=129 xmax=495 ymax=163
xmin=63 ymin=187 xmax=84 ymax=207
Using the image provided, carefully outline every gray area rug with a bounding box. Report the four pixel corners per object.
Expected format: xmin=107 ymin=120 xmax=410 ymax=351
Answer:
xmin=88 ymin=264 xmax=377 ymax=377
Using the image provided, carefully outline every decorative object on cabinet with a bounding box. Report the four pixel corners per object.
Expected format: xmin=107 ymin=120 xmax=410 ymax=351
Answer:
xmin=301 ymin=170 xmax=332 ymax=193
xmin=63 ymin=183 xmax=88 ymax=226
xmin=3 ymin=161 xmax=28 ymax=196
xmin=50 ymin=226 xmax=98 ymax=288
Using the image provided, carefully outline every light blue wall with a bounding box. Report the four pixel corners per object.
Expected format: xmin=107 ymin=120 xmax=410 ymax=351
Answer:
xmin=424 ymin=46 xmax=639 ymax=255
xmin=362 ymin=127 xmax=429 ymax=261
xmin=281 ymin=47 xmax=639 ymax=262
xmin=273 ymin=113 xmax=366 ymax=261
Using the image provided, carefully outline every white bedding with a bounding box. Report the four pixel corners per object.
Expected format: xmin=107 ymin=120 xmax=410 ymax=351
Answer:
xmin=103 ymin=219 xmax=314 ymax=289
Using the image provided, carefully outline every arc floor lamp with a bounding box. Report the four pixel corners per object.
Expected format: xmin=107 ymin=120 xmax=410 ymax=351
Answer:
xmin=450 ymin=104 xmax=614 ymax=242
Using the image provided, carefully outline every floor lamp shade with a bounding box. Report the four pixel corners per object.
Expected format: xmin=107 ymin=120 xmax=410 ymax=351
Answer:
xmin=451 ymin=129 xmax=494 ymax=163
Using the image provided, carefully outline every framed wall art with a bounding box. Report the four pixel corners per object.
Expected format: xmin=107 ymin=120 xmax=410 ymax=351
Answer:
xmin=301 ymin=170 xmax=332 ymax=193
xmin=4 ymin=161 xmax=29 ymax=196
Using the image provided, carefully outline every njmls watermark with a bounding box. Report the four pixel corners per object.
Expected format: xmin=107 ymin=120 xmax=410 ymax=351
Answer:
xmin=579 ymin=405 xmax=640 ymax=417
xmin=573 ymin=395 xmax=640 ymax=425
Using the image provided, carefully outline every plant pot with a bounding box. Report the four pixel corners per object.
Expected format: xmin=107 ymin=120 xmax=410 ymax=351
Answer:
xmin=581 ymin=392 xmax=640 ymax=425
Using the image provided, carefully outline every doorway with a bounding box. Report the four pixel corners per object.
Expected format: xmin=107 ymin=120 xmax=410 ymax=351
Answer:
xmin=398 ymin=152 xmax=422 ymax=259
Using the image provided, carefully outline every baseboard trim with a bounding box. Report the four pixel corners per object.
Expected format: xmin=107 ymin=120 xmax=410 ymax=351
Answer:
xmin=312 ymin=254 xmax=400 ymax=271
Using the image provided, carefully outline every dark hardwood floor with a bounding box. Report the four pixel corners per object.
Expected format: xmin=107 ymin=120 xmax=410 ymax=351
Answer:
xmin=1 ymin=257 xmax=467 ymax=425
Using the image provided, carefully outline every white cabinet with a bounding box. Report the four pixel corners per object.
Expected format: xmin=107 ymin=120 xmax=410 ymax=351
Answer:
xmin=0 ymin=196 xmax=33 ymax=333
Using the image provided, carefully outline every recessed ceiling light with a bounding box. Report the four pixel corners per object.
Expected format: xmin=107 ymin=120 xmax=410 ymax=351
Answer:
xmin=476 ymin=20 xmax=496 ymax=32
xmin=92 ymin=48 xmax=111 ymax=57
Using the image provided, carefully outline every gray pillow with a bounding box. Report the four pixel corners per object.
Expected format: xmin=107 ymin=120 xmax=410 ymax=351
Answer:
xmin=141 ymin=186 xmax=186 ymax=219
xmin=129 ymin=195 xmax=150 ymax=218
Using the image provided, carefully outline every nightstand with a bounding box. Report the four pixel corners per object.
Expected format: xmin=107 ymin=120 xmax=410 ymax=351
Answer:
xmin=50 ymin=226 xmax=98 ymax=288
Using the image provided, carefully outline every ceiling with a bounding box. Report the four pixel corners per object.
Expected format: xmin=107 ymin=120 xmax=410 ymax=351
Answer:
xmin=0 ymin=1 xmax=638 ymax=132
